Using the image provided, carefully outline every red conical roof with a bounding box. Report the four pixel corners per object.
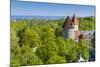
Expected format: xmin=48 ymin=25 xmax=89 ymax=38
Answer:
xmin=62 ymin=16 xmax=72 ymax=28
xmin=72 ymin=14 xmax=78 ymax=25
xmin=62 ymin=14 xmax=79 ymax=28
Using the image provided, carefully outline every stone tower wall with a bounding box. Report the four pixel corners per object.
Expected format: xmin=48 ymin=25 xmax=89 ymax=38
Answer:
xmin=67 ymin=29 xmax=75 ymax=40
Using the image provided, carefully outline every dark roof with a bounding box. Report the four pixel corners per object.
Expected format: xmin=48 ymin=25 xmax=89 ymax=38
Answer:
xmin=72 ymin=14 xmax=78 ymax=25
xmin=62 ymin=16 xmax=71 ymax=28
xmin=62 ymin=14 xmax=78 ymax=28
xmin=72 ymin=14 xmax=75 ymax=22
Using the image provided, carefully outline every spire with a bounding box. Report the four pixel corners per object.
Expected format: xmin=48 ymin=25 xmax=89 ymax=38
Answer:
xmin=62 ymin=16 xmax=71 ymax=28
xmin=72 ymin=14 xmax=78 ymax=25
xmin=72 ymin=14 xmax=75 ymax=22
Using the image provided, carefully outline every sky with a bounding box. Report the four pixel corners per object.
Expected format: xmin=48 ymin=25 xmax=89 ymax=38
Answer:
xmin=11 ymin=0 xmax=95 ymax=17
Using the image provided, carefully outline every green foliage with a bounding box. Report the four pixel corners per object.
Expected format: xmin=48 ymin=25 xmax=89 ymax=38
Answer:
xmin=21 ymin=29 xmax=40 ymax=47
xmin=47 ymin=53 xmax=66 ymax=64
xmin=36 ymin=41 xmax=58 ymax=63
xmin=20 ymin=46 xmax=42 ymax=66
xmin=56 ymin=37 xmax=68 ymax=56
xmin=79 ymin=16 xmax=95 ymax=31
xmin=79 ymin=39 xmax=89 ymax=60
xmin=11 ymin=16 xmax=94 ymax=66
xmin=65 ymin=39 xmax=79 ymax=62
xmin=11 ymin=58 xmax=20 ymax=67
xmin=10 ymin=30 xmax=21 ymax=67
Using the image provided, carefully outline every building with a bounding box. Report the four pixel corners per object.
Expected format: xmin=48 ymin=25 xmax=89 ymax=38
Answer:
xmin=62 ymin=14 xmax=95 ymax=62
xmin=62 ymin=14 xmax=80 ymax=41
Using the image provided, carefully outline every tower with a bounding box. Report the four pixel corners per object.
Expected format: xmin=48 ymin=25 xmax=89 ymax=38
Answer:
xmin=72 ymin=14 xmax=78 ymax=31
xmin=62 ymin=14 xmax=80 ymax=40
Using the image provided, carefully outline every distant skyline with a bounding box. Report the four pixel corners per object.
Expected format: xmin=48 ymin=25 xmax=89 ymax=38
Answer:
xmin=11 ymin=0 xmax=95 ymax=17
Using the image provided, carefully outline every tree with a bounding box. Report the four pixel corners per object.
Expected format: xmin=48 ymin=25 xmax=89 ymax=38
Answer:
xmin=36 ymin=41 xmax=58 ymax=63
xmin=56 ymin=37 xmax=68 ymax=56
xmin=20 ymin=28 xmax=40 ymax=48
xmin=20 ymin=45 xmax=43 ymax=66
xmin=10 ymin=16 xmax=95 ymax=66
xmin=47 ymin=53 xmax=66 ymax=64
xmin=79 ymin=39 xmax=89 ymax=60
xmin=41 ymin=27 xmax=55 ymax=43
xmin=10 ymin=30 xmax=21 ymax=67
xmin=65 ymin=39 xmax=79 ymax=62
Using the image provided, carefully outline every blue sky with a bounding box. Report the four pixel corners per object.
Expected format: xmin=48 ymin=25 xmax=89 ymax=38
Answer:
xmin=11 ymin=0 xmax=95 ymax=17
